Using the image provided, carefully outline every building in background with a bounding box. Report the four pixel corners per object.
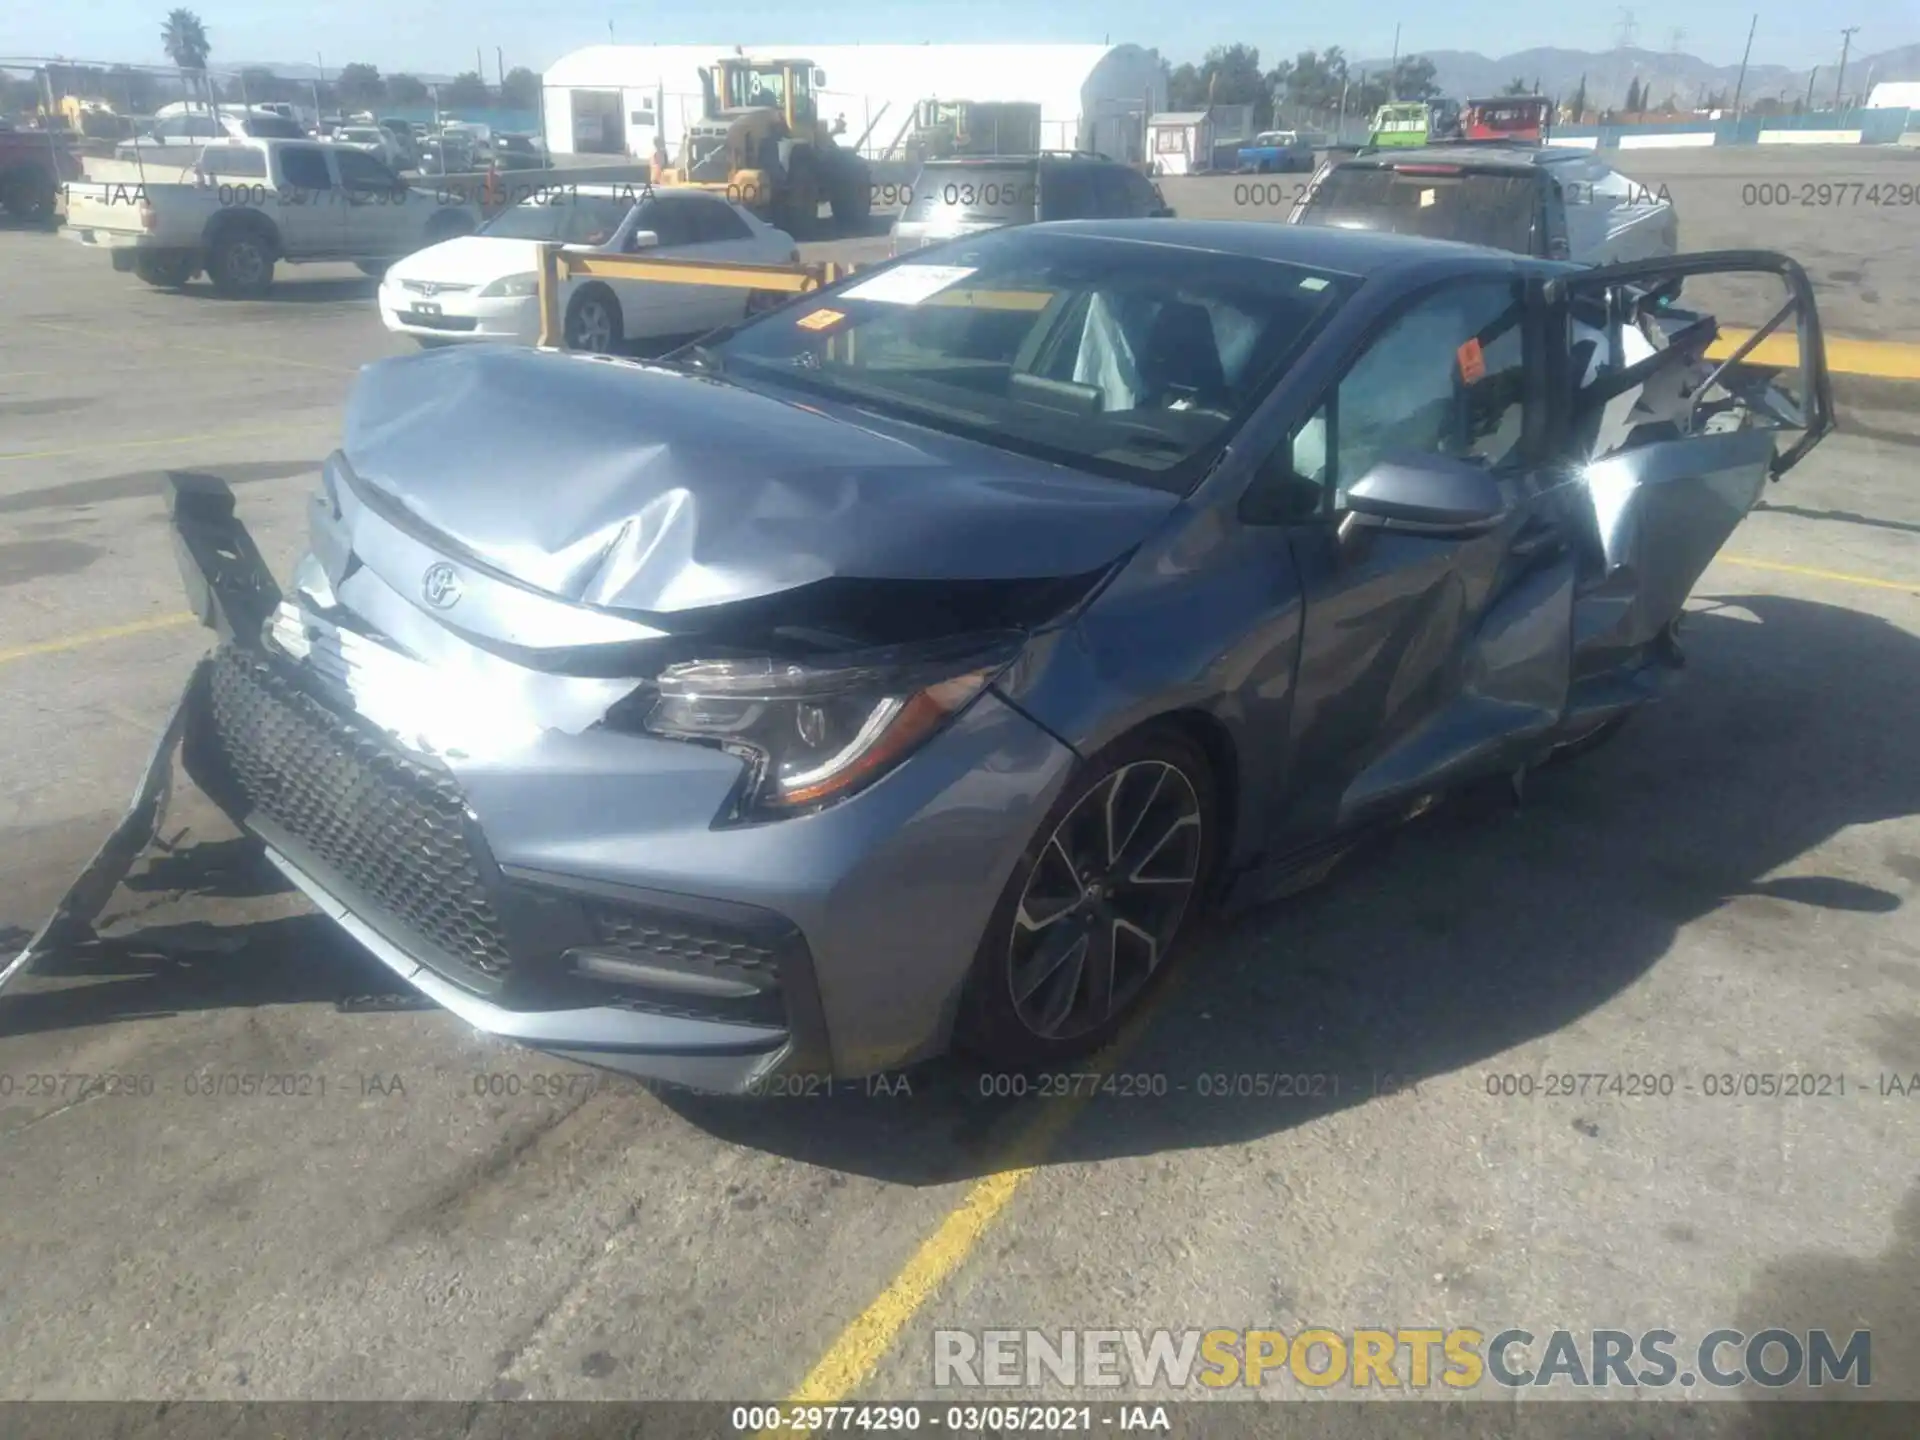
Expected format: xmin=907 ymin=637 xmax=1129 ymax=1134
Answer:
xmin=1144 ymin=111 xmax=1213 ymax=174
xmin=540 ymin=44 xmax=1166 ymax=164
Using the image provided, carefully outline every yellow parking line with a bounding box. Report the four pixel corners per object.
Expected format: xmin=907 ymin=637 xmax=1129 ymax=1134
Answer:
xmin=1717 ymin=554 xmax=1919 ymax=594
xmin=1708 ymin=329 xmax=1920 ymax=380
xmin=20 ymin=319 xmax=356 ymax=375
xmin=0 ymin=423 xmax=314 ymax=463
xmin=766 ymin=972 xmax=1184 ymax=1425
xmin=0 ymin=613 xmax=195 ymax=667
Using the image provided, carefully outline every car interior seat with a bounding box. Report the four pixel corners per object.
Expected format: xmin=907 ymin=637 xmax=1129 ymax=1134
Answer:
xmin=1136 ymin=301 xmax=1228 ymax=408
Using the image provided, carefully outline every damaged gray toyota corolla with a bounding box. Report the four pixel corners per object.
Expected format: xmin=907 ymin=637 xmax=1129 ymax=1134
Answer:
xmin=4 ymin=222 xmax=1833 ymax=1092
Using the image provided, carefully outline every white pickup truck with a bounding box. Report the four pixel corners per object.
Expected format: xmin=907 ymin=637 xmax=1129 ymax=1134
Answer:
xmin=63 ymin=137 xmax=481 ymax=297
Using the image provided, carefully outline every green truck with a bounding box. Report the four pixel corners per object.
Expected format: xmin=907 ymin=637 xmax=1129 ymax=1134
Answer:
xmin=1367 ymin=101 xmax=1433 ymax=148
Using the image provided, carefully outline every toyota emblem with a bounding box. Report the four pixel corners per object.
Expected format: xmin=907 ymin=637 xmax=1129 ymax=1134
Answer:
xmin=421 ymin=562 xmax=462 ymax=609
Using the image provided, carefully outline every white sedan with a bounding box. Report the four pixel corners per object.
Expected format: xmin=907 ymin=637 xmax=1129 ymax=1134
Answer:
xmin=377 ymin=184 xmax=800 ymax=353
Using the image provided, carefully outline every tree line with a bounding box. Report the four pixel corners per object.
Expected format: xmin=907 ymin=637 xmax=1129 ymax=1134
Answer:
xmin=1165 ymin=44 xmax=1799 ymax=129
xmin=1164 ymin=45 xmax=1447 ymax=131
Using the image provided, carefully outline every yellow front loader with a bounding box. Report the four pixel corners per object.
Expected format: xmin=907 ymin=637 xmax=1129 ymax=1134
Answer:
xmin=659 ymin=55 xmax=872 ymax=236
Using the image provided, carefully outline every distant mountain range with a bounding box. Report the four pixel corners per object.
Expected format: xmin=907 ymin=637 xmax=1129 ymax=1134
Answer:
xmin=1353 ymin=43 xmax=1919 ymax=108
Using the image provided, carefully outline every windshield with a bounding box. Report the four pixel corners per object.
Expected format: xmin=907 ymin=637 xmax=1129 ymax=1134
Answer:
xmin=1296 ymin=166 xmax=1539 ymax=254
xmin=692 ymin=228 xmax=1355 ymax=494
xmin=900 ymin=164 xmax=1039 ymax=224
xmin=725 ymin=66 xmax=786 ymax=109
xmin=479 ymin=193 xmax=633 ymax=244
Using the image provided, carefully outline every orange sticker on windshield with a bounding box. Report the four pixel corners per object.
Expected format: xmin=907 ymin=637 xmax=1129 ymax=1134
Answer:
xmin=796 ymin=308 xmax=845 ymax=331
xmin=1456 ymin=337 xmax=1486 ymax=384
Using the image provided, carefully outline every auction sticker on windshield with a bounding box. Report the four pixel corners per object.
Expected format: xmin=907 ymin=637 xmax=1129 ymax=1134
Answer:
xmin=842 ymin=265 xmax=979 ymax=305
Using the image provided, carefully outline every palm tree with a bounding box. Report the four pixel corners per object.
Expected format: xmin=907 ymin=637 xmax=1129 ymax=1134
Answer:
xmin=161 ymin=9 xmax=212 ymax=108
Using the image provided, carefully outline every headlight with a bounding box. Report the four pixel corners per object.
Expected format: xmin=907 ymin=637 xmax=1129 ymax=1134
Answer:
xmin=633 ymin=632 xmax=1025 ymax=820
xmin=478 ymin=272 xmax=539 ymax=298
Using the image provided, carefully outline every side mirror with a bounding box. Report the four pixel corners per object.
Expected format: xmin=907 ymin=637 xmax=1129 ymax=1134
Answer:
xmin=812 ymin=68 xmax=828 ymax=88
xmin=1343 ymin=453 xmax=1509 ymax=535
xmin=627 ymin=228 xmax=660 ymax=251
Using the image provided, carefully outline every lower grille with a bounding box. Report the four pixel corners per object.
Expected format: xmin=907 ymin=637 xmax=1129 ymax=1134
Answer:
xmin=573 ymin=900 xmax=787 ymax=1026
xmin=205 ymin=646 xmax=513 ymax=979
xmin=398 ymin=311 xmax=479 ymax=332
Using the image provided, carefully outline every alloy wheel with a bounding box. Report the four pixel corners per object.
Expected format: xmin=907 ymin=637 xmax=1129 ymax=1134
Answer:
xmin=1006 ymin=760 xmax=1203 ymax=1040
xmin=228 ymin=240 xmax=265 ymax=286
xmin=569 ymin=299 xmax=615 ymax=352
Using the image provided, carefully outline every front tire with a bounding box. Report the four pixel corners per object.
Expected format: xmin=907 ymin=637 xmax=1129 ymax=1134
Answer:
xmin=563 ymin=285 xmax=622 ymax=354
xmin=208 ymin=228 xmax=275 ymax=297
xmin=829 ymin=162 xmax=872 ymax=230
xmin=356 ymin=260 xmax=389 ymax=279
xmin=956 ymin=725 xmax=1217 ymax=1068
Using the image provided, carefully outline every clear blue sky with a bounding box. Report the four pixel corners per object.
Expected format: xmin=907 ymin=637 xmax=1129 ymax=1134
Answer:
xmin=8 ymin=0 xmax=1911 ymax=77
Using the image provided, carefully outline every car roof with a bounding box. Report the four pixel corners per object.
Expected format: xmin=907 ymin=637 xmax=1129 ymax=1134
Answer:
xmin=568 ymin=182 xmax=751 ymax=207
xmin=1026 ymin=218 xmax=1535 ymax=277
xmin=1338 ymin=143 xmax=1584 ymax=171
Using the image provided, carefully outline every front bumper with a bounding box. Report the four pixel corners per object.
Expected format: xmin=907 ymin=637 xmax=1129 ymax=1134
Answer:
xmin=3 ymin=475 xmax=1078 ymax=1093
xmin=378 ymin=282 xmax=538 ymax=343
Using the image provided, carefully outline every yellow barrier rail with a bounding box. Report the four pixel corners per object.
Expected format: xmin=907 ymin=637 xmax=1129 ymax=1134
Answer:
xmin=535 ymin=243 xmax=857 ymax=349
xmin=532 ymin=245 xmax=1065 ymax=350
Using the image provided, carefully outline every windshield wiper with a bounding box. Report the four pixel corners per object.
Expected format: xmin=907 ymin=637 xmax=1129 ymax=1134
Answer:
xmin=671 ymin=342 xmax=727 ymax=376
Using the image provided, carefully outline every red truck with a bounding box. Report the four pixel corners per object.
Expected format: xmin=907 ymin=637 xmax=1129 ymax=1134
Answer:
xmin=1461 ymin=96 xmax=1553 ymax=143
xmin=0 ymin=125 xmax=83 ymax=223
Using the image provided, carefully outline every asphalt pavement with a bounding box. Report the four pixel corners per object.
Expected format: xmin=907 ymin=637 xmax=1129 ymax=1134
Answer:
xmin=1 ymin=147 xmax=1916 ymax=1424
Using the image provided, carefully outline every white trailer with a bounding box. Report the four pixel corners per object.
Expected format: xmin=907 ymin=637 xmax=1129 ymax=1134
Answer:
xmin=541 ymin=43 xmax=1167 ymax=163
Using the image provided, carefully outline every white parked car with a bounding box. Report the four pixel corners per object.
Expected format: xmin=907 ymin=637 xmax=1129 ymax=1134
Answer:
xmin=378 ymin=184 xmax=801 ymax=352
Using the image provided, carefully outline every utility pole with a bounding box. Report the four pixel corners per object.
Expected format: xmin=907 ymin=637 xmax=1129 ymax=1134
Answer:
xmin=1730 ymin=14 xmax=1756 ymax=118
xmin=497 ymin=47 xmax=505 ymax=92
xmin=1803 ymin=67 xmax=1818 ymax=112
xmin=1834 ymin=27 xmax=1858 ymax=111
xmin=1388 ymin=24 xmax=1401 ymax=100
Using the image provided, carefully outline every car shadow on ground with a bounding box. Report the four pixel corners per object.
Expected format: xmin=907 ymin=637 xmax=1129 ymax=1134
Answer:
xmin=194 ymin=276 xmax=381 ymax=304
xmin=667 ymin=591 xmax=1920 ymax=1180
xmin=2 ymin=593 xmax=1915 ymax=1186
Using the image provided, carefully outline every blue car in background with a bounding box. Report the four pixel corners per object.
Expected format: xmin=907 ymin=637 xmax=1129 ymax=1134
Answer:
xmin=1237 ymin=129 xmax=1320 ymax=173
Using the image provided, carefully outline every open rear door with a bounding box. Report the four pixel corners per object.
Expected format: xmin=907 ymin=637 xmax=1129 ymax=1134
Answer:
xmin=1542 ymin=250 xmax=1834 ymax=687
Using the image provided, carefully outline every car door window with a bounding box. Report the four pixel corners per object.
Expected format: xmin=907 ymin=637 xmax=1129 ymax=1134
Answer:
xmin=687 ymin=196 xmax=753 ymax=243
xmin=1250 ymin=280 xmax=1529 ymax=521
xmin=1038 ymin=166 xmax=1097 ymax=220
xmin=334 ymin=148 xmax=397 ymax=193
xmin=633 ymin=196 xmax=701 ymax=248
xmin=1124 ymin=171 xmax=1164 ymax=216
xmin=277 ymin=146 xmax=334 ymax=195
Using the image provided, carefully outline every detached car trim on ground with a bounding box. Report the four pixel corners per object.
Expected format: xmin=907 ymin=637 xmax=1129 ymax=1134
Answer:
xmin=3 ymin=223 xmax=1833 ymax=1093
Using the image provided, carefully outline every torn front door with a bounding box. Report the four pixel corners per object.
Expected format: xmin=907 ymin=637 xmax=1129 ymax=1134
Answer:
xmin=1548 ymin=249 xmax=1834 ymax=691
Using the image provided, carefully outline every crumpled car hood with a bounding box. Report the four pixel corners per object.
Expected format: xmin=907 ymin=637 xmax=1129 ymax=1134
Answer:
xmin=340 ymin=345 xmax=1181 ymax=615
